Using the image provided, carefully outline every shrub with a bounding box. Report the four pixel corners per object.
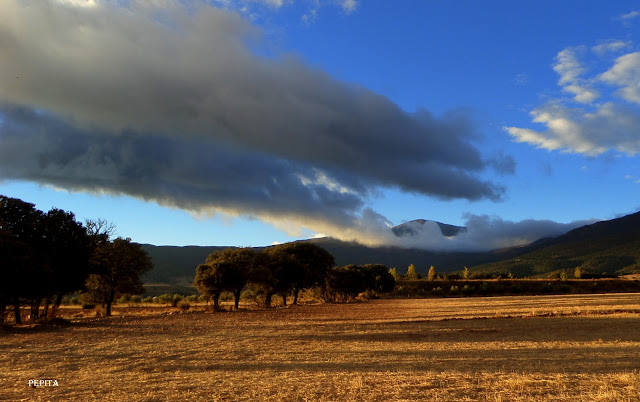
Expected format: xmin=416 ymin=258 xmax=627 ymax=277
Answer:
xmin=449 ymin=285 xmax=460 ymax=295
xmin=142 ymin=296 xmax=154 ymax=304
xmin=130 ymin=295 xmax=142 ymax=303
xmin=157 ymin=294 xmax=174 ymax=305
xmin=177 ymin=300 xmax=191 ymax=311
xmin=171 ymin=294 xmax=183 ymax=307
xmin=117 ymin=294 xmax=131 ymax=304
xmin=186 ymin=295 xmax=199 ymax=302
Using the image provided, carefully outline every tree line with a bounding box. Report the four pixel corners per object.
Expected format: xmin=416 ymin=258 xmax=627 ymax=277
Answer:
xmin=194 ymin=243 xmax=395 ymax=309
xmin=0 ymin=195 xmax=152 ymax=324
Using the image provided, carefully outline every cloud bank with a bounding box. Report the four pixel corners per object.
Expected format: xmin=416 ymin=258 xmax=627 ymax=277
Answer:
xmin=0 ymin=0 xmax=541 ymax=251
xmin=382 ymin=216 xmax=595 ymax=252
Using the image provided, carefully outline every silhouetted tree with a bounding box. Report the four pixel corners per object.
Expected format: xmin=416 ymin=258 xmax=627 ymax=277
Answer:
xmin=204 ymin=247 xmax=255 ymax=309
xmin=274 ymin=242 xmax=335 ymax=304
xmin=85 ymin=237 xmax=153 ymax=316
xmin=41 ymin=208 xmax=93 ymax=317
xmin=361 ymin=264 xmax=395 ymax=293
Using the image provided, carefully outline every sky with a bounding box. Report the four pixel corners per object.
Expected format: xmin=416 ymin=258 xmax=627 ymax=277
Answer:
xmin=1 ymin=0 xmax=639 ymax=249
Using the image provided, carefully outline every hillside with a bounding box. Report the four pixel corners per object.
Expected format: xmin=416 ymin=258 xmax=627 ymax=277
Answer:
xmin=141 ymin=219 xmax=494 ymax=285
xmin=141 ymin=212 xmax=640 ymax=285
xmin=470 ymin=211 xmax=640 ymax=277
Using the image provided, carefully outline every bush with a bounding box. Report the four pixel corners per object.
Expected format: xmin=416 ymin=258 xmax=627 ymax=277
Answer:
xmin=177 ymin=300 xmax=190 ymax=311
xmin=171 ymin=294 xmax=183 ymax=307
xmin=157 ymin=294 xmax=174 ymax=305
xmin=186 ymin=295 xmax=199 ymax=302
xmin=142 ymin=296 xmax=154 ymax=304
xmin=130 ymin=295 xmax=142 ymax=303
xmin=117 ymin=294 xmax=131 ymax=304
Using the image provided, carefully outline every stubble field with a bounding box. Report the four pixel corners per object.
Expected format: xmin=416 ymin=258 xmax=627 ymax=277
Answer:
xmin=2 ymin=293 xmax=640 ymax=401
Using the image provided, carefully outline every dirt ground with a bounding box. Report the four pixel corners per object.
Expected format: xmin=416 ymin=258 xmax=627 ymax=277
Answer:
xmin=2 ymin=293 xmax=640 ymax=401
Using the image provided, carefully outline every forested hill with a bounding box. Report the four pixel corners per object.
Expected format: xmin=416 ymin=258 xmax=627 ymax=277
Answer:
xmin=141 ymin=211 xmax=640 ymax=285
xmin=469 ymin=211 xmax=640 ymax=277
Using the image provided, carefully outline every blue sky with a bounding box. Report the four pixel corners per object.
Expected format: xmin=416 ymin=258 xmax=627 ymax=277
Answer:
xmin=1 ymin=0 xmax=639 ymax=248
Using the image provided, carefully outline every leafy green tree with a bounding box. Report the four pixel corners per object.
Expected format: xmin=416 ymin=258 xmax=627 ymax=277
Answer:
xmin=388 ymin=267 xmax=398 ymax=280
xmin=271 ymin=242 xmax=334 ymax=304
xmin=406 ymin=264 xmax=419 ymax=280
xmin=574 ymin=266 xmax=583 ymax=279
xmin=205 ymin=247 xmax=255 ymax=309
xmin=427 ymin=265 xmax=436 ymax=281
xmin=85 ymin=237 xmax=153 ymax=316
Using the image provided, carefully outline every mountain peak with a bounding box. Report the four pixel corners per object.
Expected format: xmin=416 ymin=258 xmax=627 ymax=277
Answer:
xmin=392 ymin=219 xmax=466 ymax=237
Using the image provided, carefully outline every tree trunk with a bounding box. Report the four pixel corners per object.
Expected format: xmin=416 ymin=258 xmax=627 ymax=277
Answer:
xmin=106 ymin=292 xmax=115 ymax=316
xmin=0 ymin=303 xmax=7 ymax=325
xmin=13 ymin=297 xmax=22 ymax=324
xmin=265 ymin=292 xmax=272 ymax=308
xmin=293 ymin=288 xmax=300 ymax=305
xmin=30 ymin=298 xmax=41 ymax=321
xmin=51 ymin=294 xmax=64 ymax=318
xmin=43 ymin=297 xmax=51 ymax=319
xmin=233 ymin=289 xmax=241 ymax=310
xmin=281 ymin=294 xmax=287 ymax=306
xmin=213 ymin=292 xmax=220 ymax=311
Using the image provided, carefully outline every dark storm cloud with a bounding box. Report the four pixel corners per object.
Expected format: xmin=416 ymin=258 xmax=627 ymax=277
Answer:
xmin=0 ymin=1 xmax=519 ymax=246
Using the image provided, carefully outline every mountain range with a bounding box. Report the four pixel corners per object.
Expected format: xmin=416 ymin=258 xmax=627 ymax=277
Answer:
xmin=141 ymin=212 xmax=640 ymax=286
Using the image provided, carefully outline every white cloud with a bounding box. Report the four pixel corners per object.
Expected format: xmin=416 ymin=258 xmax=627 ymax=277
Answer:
xmin=598 ymin=52 xmax=640 ymax=105
xmin=507 ymin=44 xmax=640 ymax=156
xmin=341 ymin=0 xmax=357 ymax=14
xmin=56 ymin=0 xmax=98 ymax=7
xmin=553 ymin=47 xmax=599 ymax=104
xmin=620 ymin=10 xmax=640 ymax=20
xmin=592 ymin=40 xmax=630 ymax=56
xmin=506 ymin=102 xmax=640 ymax=156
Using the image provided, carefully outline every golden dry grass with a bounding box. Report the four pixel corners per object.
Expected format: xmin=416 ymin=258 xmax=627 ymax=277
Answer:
xmin=2 ymin=293 xmax=640 ymax=401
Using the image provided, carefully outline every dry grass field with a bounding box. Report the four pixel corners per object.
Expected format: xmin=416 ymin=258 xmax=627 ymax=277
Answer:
xmin=2 ymin=294 xmax=640 ymax=401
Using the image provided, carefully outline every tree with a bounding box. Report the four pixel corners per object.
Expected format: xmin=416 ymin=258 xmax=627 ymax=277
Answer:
xmin=427 ymin=265 xmax=436 ymax=281
xmin=41 ymin=209 xmax=94 ymax=316
xmin=406 ymin=264 xmax=419 ymax=280
xmin=85 ymin=237 xmax=153 ymax=316
xmin=194 ymin=262 xmax=232 ymax=310
xmin=388 ymin=267 xmax=398 ymax=280
xmin=322 ymin=264 xmax=395 ymax=302
xmin=361 ymin=264 xmax=395 ymax=293
xmin=0 ymin=195 xmax=46 ymax=324
xmin=463 ymin=266 xmax=470 ymax=279
xmin=204 ymin=247 xmax=255 ymax=310
xmin=271 ymin=242 xmax=334 ymax=304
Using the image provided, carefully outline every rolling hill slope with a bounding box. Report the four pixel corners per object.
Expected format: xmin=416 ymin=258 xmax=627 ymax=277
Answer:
xmin=470 ymin=211 xmax=640 ymax=277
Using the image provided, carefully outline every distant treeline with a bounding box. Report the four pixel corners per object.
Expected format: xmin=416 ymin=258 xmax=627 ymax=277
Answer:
xmin=193 ymin=244 xmax=395 ymax=310
xmin=391 ymin=279 xmax=640 ymax=298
